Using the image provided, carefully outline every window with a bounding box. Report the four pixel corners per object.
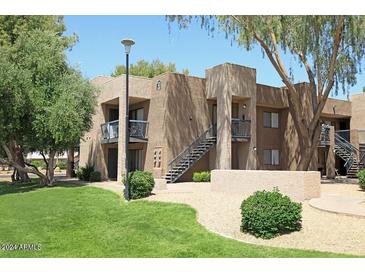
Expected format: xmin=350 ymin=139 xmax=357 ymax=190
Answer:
xmin=129 ymin=108 xmax=144 ymax=120
xmin=108 ymin=108 xmax=119 ymax=122
xmin=129 ymin=149 xmax=143 ymax=171
xmin=263 ymin=149 xmax=280 ymax=165
xmin=153 ymin=147 xmax=162 ymax=168
xmin=263 ymin=112 xmax=279 ymax=128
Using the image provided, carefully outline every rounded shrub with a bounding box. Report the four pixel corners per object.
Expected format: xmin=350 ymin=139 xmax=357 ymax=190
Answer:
xmin=240 ymin=188 xmax=302 ymax=239
xmin=192 ymin=171 xmax=211 ymax=182
xmin=89 ymin=171 xmax=101 ymax=182
xmin=357 ymin=169 xmax=365 ymax=190
xmin=76 ymin=164 xmax=95 ymax=181
xmin=127 ymin=171 xmax=155 ymax=199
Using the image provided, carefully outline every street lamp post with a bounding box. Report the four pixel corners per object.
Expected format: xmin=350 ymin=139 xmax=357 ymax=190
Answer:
xmin=121 ymin=38 xmax=135 ymax=201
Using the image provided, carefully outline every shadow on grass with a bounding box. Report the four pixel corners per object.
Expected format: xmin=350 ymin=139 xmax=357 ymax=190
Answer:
xmin=0 ymin=178 xmax=87 ymax=196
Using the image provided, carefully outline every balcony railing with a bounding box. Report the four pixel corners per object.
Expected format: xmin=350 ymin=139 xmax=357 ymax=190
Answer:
xmin=232 ymin=119 xmax=251 ymax=138
xmin=101 ymin=120 xmax=119 ymax=142
xmin=212 ymin=119 xmax=251 ymax=139
xmin=319 ymin=124 xmax=331 ymax=146
xmin=129 ymin=120 xmax=148 ymax=139
xmin=100 ymin=120 xmax=148 ymax=143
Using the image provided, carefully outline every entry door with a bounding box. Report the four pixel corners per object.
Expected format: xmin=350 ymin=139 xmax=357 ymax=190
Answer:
xmin=109 ymin=108 xmax=119 ymax=122
xmin=212 ymin=104 xmax=217 ymax=136
xmin=129 ymin=149 xmax=143 ymax=171
xmin=130 ymin=108 xmax=144 ymax=120
xmin=212 ymin=104 xmax=217 ymax=125
xmin=108 ymin=148 xmax=118 ymax=179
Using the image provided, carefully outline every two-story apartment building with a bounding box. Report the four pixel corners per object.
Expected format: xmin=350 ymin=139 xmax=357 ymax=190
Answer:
xmin=79 ymin=63 xmax=365 ymax=183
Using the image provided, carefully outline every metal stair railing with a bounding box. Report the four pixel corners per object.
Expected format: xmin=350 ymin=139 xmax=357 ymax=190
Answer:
xmin=359 ymin=151 xmax=365 ymax=170
xmin=167 ymin=125 xmax=215 ymax=180
xmin=334 ymin=132 xmax=359 ymax=172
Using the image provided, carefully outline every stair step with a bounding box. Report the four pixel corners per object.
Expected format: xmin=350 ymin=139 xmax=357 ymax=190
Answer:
xmin=165 ymin=128 xmax=217 ymax=183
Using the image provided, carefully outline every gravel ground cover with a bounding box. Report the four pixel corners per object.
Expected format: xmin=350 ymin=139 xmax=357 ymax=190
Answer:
xmin=146 ymin=182 xmax=365 ymax=256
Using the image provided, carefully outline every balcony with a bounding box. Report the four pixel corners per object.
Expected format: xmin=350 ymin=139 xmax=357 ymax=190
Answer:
xmin=212 ymin=119 xmax=251 ymax=141
xmin=101 ymin=120 xmax=148 ymax=144
xmin=231 ymin=119 xmax=251 ymax=140
xmin=319 ymin=125 xmax=331 ymax=146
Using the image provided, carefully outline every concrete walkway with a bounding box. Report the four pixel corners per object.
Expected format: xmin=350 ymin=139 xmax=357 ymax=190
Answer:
xmin=309 ymin=184 xmax=365 ymax=218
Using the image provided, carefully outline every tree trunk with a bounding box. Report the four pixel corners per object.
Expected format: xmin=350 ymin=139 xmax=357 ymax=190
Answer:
xmin=2 ymin=144 xmax=49 ymax=185
xmin=47 ymin=150 xmax=56 ymax=186
xmin=15 ymin=147 xmax=30 ymax=182
xmin=8 ymin=141 xmax=30 ymax=182
xmin=66 ymin=147 xmax=75 ymax=178
xmin=297 ymin=122 xmax=322 ymax=171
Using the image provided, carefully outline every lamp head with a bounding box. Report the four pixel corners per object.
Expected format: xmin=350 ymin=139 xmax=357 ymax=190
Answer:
xmin=121 ymin=39 xmax=135 ymax=54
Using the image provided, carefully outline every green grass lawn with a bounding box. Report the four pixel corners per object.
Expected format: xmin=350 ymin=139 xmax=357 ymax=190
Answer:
xmin=0 ymin=181 xmax=356 ymax=258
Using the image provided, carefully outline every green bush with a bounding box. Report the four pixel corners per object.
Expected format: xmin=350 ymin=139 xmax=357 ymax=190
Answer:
xmin=357 ymin=169 xmax=365 ymax=190
xmin=89 ymin=171 xmax=101 ymax=182
xmin=240 ymin=188 xmax=302 ymax=239
xmin=56 ymin=160 xmax=67 ymax=170
xmin=126 ymin=171 xmax=155 ymax=199
xmin=192 ymin=171 xmax=211 ymax=182
xmin=76 ymin=164 xmax=95 ymax=181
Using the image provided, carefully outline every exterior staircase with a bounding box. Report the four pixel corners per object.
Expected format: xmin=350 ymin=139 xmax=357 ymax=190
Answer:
xmin=334 ymin=132 xmax=364 ymax=178
xmin=163 ymin=125 xmax=216 ymax=183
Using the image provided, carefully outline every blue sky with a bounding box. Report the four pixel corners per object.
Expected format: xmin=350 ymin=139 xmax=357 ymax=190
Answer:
xmin=64 ymin=15 xmax=365 ymax=99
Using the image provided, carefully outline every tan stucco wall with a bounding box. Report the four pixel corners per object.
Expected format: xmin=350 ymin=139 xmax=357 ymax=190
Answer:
xmin=258 ymin=83 xmax=319 ymax=171
xmin=79 ymin=75 xmax=152 ymax=181
xmin=211 ymin=170 xmax=321 ymax=201
xmin=206 ymin=63 xmax=257 ymax=170
xmin=256 ymin=106 xmax=283 ymax=170
xmin=322 ymin=98 xmax=352 ymax=118
xmin=79 ymin=78 xmax=111 ymax=180
xmin=143 ymin=73 xmax=170 ymax=179
xmin=163 ymin=73 xmax=210 ymax=175
xmin=256 ymin=84 xmax=287 ymax=108
xmin=350 ymin=93 xmax=365 ymax=131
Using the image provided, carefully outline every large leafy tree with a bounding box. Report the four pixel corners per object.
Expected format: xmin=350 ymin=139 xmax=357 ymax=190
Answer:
xmin=111 ymin=58 xmax=189 ymax=78
xmin=0 ymin=15 xmax=75 ymax=48
xmin=0 ymin=15 xmax=77 ymax=181
xmin=0 ymin=28 xmax=97 ymax=185
xmin=169 ymin=16 xmax=365 ymax=170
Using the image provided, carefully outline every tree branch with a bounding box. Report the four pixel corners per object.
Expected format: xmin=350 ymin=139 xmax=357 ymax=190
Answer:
xmin=231 ymin=15 xmax=312 ymax=143
xmin=24 ymin=161 xmax=41 ymax=173
xmin=293 ymin=47 xmax=318 ymax=112
xmin=2 ymin=144 xmax=48 ymax=183
xmin=267 ymin=30 xmax=309 ymax=138
xmin=309 ymin=15 xmax=344 ymax=133
xmin=40 ymin=151 xmax=49 ymax=170
xmin=316 ymin=59 xmax=323 ymax=100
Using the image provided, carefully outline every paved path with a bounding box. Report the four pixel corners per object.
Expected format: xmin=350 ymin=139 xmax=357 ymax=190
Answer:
xmin=146 ymin=182 xmax=365 ymax=256
xmin=309 ymin=185 xmax=365 ymax=218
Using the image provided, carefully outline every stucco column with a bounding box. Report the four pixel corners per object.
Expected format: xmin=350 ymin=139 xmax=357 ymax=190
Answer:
xmin=326 ymin=126 xmax=336 ymax=179
xmin=216 ymin=86 xmax=232 ymax=169
xmin=117 ymin=83 xmax=127 ymax=183
xmin=350 ymin=129 xmax=359 ymax=152
xmin=247 ymin=95 xmax=257 ymax=170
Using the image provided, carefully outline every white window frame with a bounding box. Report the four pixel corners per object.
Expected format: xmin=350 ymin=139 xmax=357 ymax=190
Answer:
xmin=263 ymin=112 xmax=279 ymax=128
xmin=263 ymin=149 xmax=280 ymax=166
